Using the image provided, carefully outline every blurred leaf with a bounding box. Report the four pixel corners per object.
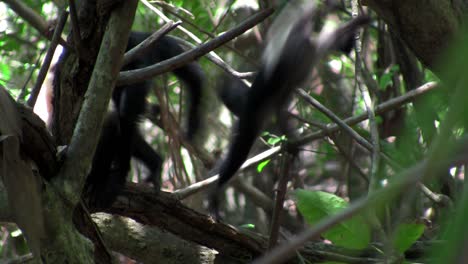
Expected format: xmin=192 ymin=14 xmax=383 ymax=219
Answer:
xmin=257 ymin=159 xmax=270 ymax=173
xmin=378 ymin=65 xmax=399 ymax=90
xmin=240 ymin=223 xmax=255 ymax=229
xmin=424 ymin=69 xmax=440 ymax=83
xmin=0 ymin=63 xmax=11 ymax=86
xmin=10 ymin=229 xmax=22 ymax=237
xmin=375 ymin=115 xmax=383 ymax=124
xmin=295 ymin=189 xmax=371 ymax=249
xmin=267 ymin=137 xmax=282 ymax=145
xmin=393 ymin=223 xmax=425 ymax=253
xmin=430 ymin=27 xmax=468 ymax=264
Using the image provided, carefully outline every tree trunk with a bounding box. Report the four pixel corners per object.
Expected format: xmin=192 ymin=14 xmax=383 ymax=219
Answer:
xmin=364 ymin=0 xmax=467 ymax=70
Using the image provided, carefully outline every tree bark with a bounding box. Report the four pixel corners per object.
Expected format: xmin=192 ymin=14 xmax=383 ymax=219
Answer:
xmin=364 ymin=0 xmax=467 ymax=70
xmin=41 ymin=0 xmax=138 ymax=262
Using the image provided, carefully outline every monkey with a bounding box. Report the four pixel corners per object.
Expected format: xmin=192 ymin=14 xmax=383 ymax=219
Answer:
xmin=208 ymin=2 xmax=369 ymax=219
xmin=216 ymin=15 xmax=360 ymax=118
xmin=217 ymin=75 xmax=250 ymax=117
xmin=84 ymin=31 xmax=205 ymax=209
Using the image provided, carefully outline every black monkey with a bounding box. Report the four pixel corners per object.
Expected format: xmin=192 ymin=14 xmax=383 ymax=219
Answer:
xmin=217 ymin=75 xmax=250 ymax=117
xmin=217 ymin=37 xmax=356 ymax=119
xmin=115 ymin=32 xmax=205 ymax=141
xmin=84 ymin=32 xmax=205 ymax=208
xmin=209 ymin=3 xmax=369 ymax=218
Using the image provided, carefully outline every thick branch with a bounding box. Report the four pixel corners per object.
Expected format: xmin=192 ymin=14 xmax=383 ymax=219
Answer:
xmin=97 ymin=184 xmax=436 ymax=263
xmin=106 ymin=184 xmax=266 ymax=259
xmin=18 ymin=104 xmax=58 ymax=179
xmin=92 ymin=213 xmax=216 ymax=264
xmin=56 ymin=0 xmax=137 ymax=204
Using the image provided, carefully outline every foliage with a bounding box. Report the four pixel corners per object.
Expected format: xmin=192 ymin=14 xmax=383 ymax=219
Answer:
xmin=0 ymin=0 xmax=467 ymax=263
xmin=427 ymin=27 xmax=468 ymax=264
xmin=296 ymin=189 xmax=371 ymax=250
xmin=392 ymin=223 xmax=425 ymax=253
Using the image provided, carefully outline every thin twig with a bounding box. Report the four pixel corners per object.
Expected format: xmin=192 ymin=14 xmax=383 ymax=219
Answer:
xmin=171 ymin=36 xmax=256 ymax=79
xmin=3 ymin=0 xmax=71 ymax=49
xmin=298 ymin=88 xmax=449 ymax=208
xmin=172 ymin=82 xmax=438 ymax=200
xmin=296 ymin=89 xmax=373 ymax=150
xmin=122 ymin=20 xmax=181 ymax=66
xmin=295 ymin=82 xmax=437 ymax=146
xmin=148 ymin=0 xmax=259 ymax=66
xmin=252 ymin=135 xmax=468 ymax=264
xmin=27 ymin=10 xmax=68 ymax=108
xmin=352 ymin=1 xmax=380 ymax=194
xmin=17 ymin=47 xmax=46 ymax=102
xmin=329 ymin=135 xmax=369 ymax=183
xmin=212 ymin=0 xmax=235 ymax=33
xmin=68 ymin=0 xmax=82 ymax=57
xmin=117 ymin=5 xmax=273 ymax=86
xmin=268 ymin=153 xmax=294 ymax=249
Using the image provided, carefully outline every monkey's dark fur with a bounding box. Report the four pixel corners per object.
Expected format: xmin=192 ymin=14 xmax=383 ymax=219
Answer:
xmin=217 ymin=75 xmax=250 ymax=117
xmin=84 ymin=32 xmax=205 ymax=208
xmin=209 ymin=3 xmax=369 ymax=218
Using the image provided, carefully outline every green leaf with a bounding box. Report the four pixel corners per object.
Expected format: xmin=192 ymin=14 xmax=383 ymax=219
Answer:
xmin=393 ymin=223 xmax=425 ymax=253
xmin=295 ymin=189 xmax=371 ymax=249
xmin=375 ymin=115 xmax=383 ymax=124
xmin=267 ymin=137 xmax=282 ymax=145
xmin=378 ymin=73 xmax=393 ymax=90
xmin=240 ymin=223 xmax=255 ymax=229
xmin=257 ymin=160 xmax=270 ymax=173
xmin=378 ymin=65 xmax=399 ymax=90
xmin=0 ymin=63 xmax=11 ymax=84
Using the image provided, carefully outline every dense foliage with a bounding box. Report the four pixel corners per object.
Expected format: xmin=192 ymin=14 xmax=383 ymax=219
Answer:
xmin=1 ymin=0 xmax=467 ymax=263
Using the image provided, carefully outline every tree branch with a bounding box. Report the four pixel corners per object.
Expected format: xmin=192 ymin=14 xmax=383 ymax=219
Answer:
xmin=117 ymin=8 xmax=274 ymax=86
xmin=92 ymin=212 xmax=216 ymax=263
xmin=56 ymin=0 xmax=137 ymax=207
xmin=173 ymin=82 xmax=438 ymax=199
xmin=2 ymin=0 xmax=70 ymax=49
xmin=27 ymin=10 xmax=68 ymax=108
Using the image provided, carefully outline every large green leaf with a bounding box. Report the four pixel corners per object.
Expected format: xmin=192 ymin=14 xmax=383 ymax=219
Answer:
xmin=295 ymin=189 xmax=371 ymax=249
xmin=393 ymin=223 xmax=425 ymax=253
